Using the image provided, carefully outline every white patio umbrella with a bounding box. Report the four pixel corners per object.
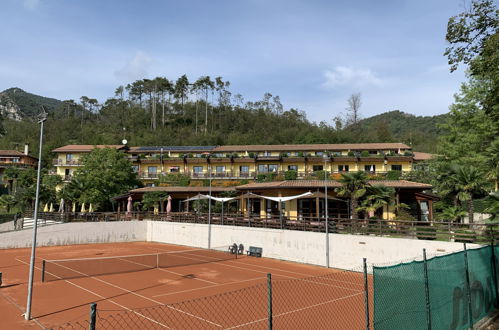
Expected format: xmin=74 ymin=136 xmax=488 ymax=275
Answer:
xmin=166 ymin=195 xmax=172 ymax=214
xmin=127 ymin=196 xmax=133 ymax=214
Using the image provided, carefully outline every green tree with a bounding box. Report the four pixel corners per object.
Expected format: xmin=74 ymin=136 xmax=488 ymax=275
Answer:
xmin=358 ymin=185 xmax=395 ymax=219
xmin=142 ymin=191 xmax=168 ymax=211
xmin=70 ymin=148 xmax=140 ymax=210
xmin=445 ymin=0 xmax=498 ymax=117
xmin=336 ymin=171 xmax=369 ymax=219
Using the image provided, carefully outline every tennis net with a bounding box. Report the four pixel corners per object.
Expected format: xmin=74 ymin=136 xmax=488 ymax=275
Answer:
xmin=41 ymin=246 xmax=237 ymax=282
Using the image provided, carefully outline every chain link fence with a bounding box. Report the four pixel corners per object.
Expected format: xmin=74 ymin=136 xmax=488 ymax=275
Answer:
xmin=48 ymin=244 xmax=498 ymax=330
xmin=50 ymin=268 xmax=371 ymax=330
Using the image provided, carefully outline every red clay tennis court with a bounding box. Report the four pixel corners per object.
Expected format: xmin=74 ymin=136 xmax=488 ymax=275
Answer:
xmin=0 ymin=242 xmax=372 ymax=329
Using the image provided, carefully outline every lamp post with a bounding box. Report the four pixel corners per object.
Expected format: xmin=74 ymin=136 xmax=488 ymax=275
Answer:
xmin=208 ymin=165 xmax=212 ymax=249
xmin=324 ymin=154 xmax=330 ymax=268
xmin=25 ymin=108 xmax=47 ymax=320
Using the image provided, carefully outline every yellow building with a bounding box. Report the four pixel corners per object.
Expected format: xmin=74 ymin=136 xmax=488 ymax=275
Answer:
xmin=51 ymin=143 xmax=429 ymax=185
xmin=52 ymin=145 xmax=127 ymax=182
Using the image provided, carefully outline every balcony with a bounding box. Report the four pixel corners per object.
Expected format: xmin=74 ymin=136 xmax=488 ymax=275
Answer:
xmin=53 ymin=159 xmax=82 ymax=166
xmin=138 ymin=172 xmax=160 ymax=179
xmin=188 ymin=171 xmax=257 ymax=179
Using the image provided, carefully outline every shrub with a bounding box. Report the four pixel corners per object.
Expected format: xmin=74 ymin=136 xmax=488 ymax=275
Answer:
xmin=361 ymin=150 xmax=370 ymax=157
xmin=347 ymin=151 xmax=355 ymax=157
xmin=248 ymin=152 xmax=255 ymax=158
xmin=284 ymin=170 xmax=297 ymax=180
xmin=386 ymin=170 xmax=401 ymax=180
xmin=404 ymin=151 xmax=413 ymax=156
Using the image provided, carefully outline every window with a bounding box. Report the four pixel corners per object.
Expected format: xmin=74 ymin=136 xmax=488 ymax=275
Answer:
xmin=66 ymin=154 xmax=73 ymax=162
xmin=312 ymin=165 xmax=323 ymax=172
xmin=240 ymin=165 xmax=249 ymax=173
xmin=338 ymin=165 xmax=349 ymax=172
xmin=147 ymin=166 xmax=157 ymax=178
xmin=193 ymin=166 xmax=203 ymax=173
xmin=364 ymin=165 xmax=376 ymax=172
xmin=170 ymin=166 xmax=180 ymax=173
xmin=216 ymin=166 xmax=225 ymax=173
xmin=391 ymin=164 xmax=402 ymax=171
xmin=268 ymin=164 xmax=279 ymax=172
xmin=369 ymin=150 xmax=377 ymax=155
xmin=258 ymin=164 xmax=268 ymax=173
xmin=315 ymin=151 xmax=324 ymax=156
xmin=131 ymin=165 xmax=139 ymax=173
xmin=288 ymin=165 xmax=298 ymax=171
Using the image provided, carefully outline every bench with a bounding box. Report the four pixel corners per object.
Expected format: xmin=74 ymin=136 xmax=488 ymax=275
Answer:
xmin=247 ymin=246 xmax=263 ymax=257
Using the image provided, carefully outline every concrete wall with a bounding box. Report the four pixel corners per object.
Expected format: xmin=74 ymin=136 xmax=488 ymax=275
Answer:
xmin=0 ymin=219 xmax=482 ymax=270
xmin=0 ymin=220 xmax=14 ymax=233
xmin=147 ymin=221 xmax=481 ymax=269
xmin=0 ymin=221 xmax=147 ymax=249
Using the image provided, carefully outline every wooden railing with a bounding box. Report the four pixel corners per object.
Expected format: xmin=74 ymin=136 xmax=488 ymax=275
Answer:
xmin=27 ymin=211 xmax=498 ymax=244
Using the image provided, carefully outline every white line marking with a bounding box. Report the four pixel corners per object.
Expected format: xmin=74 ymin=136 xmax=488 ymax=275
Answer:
xmin=14 ymin=258 xmax=172 ymax=329
xmin=226 ymin=291 xmax=364 ymax=329
xmin=152 ymin=276 xmax=264 ymax=298
xmin=39 ymin=258 xmax=222 ymax=327
xmin=173 ymin=253 xmax=362 ymax=293
xmin=115 ymin=256 xmax=219 ymax=285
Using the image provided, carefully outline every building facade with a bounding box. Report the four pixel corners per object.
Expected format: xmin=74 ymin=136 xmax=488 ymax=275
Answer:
xmin=52 ymin=143 xmax=430 ymax=185
xmin=0 ymin=147 xmax=38 ymax=192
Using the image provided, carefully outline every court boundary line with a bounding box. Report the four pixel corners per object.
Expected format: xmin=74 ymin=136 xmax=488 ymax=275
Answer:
xmin=14 ymin=258 xmax=173 ymax=329
xmin=32 ymin=257 xmax=223 ymax=328
xmin=140 ymin=245 xmax=364 ymax=290
xmin=177 ymin=251 xmax=363 ymax=293
xmin=114 ymin=256 xmax=220 ymax=285
xmin=152 ymin=276 xmax=265 ymax=298
xmin=226 ymin=291 xmax=364 ymax=329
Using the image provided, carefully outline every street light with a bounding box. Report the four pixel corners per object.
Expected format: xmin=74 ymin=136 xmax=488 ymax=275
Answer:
xmin=25 ymin=108 xmax=47 ymax=320
xmin=324 ymin=153 xmax=330 ymax=268
xmin=208 ymin=165 xmax=212 ymax=249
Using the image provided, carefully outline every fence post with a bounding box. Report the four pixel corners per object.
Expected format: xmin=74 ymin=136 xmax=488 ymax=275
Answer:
xmin=0 ymin=272 xmax=2 ymax=287
xmin=267 ymin=273 xmax=273 ymax=330
xmin=41 ymin=260 xmax=45 ymax=282
xmin=491 ymin=238 xmax=499 ymax=307
xmin=89 ymin=303 xmax=97 ymax=330
xmin=363 ymin=258 xmax=370 ymax=330
xmin=463 ymin=243 xmax=473 ymax=329
xmin=422 ymin=249 xmax=432 ymax=330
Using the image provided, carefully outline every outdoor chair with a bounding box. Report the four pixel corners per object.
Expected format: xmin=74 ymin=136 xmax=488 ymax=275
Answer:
xmin=228 ymin=243 xmax=238 ymax=254
xmin=237 ymin=244 xmax=244 ymax=255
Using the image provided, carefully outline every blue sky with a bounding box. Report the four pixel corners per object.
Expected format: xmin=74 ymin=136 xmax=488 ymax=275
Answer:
xmin=1 ymin=0 xmax=467 ymax=123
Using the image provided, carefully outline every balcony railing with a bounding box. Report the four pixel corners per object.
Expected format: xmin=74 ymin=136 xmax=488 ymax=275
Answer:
xmin=53 ymin=159 xmax=82 ymax=166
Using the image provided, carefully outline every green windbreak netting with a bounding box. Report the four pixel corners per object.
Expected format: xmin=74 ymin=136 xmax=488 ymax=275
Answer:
xmin=374 ymin=246 xmax=498 ymax=330
xmin=373 ymin=260 xmax=427 ymax=329
xmin=426 ymin=251 xmax=467 ymax=330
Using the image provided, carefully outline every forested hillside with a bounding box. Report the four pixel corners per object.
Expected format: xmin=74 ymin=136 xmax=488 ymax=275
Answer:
xmin=0 ymin=77 xmax=446 ymax=164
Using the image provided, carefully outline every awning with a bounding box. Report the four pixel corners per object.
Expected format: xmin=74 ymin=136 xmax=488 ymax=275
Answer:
xmin=183 ymin=194 xmax=237 ymax=203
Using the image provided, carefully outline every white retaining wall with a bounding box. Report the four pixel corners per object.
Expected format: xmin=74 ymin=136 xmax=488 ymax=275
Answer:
xmin=0 ymin=220 xmax=481 ymax=269
xmin=147 ymin=221 xmax=481 ymax=269
xmin=0 ymin=221 xmax=147 ymax=249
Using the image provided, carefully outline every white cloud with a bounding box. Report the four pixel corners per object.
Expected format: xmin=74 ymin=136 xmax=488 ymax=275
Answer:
xmin=322 ymin=66 xmax=383 ymax=89
xmin=23 ymin=0 xmax=40 ymax=10
xmin=114 ymin=51 xmax=153 ymax=82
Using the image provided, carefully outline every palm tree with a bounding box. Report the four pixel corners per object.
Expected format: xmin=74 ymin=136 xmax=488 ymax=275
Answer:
xmin=336 ymin=171 xmax=369 ymax=219
xmin=450 ymin=164 xmax=487 ymax=223
xmin=0 ymin=194 xmax=17 ymax=213
xmin=358 ymin=185 xmax=395 ymax=219
xmin=437 ymin=206 xmax=467 ymax=222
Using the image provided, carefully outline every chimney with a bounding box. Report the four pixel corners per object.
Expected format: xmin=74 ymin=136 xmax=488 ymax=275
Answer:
xmin=24 ymin=144 xmax=29 ymax=155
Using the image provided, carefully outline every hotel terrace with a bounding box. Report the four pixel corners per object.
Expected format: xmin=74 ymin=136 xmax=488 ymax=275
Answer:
xmin=52 ymin=142 xmax=431 ymax=184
